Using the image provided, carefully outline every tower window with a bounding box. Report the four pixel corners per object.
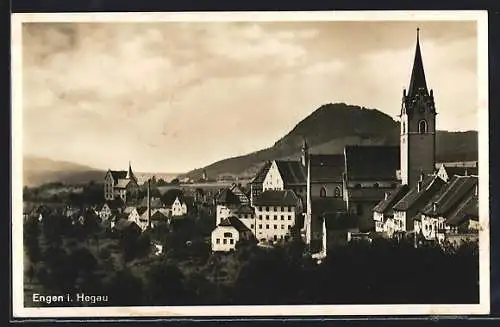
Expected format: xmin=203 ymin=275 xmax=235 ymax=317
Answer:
xmin=418 ymin=120 xmax=428 ymax=134
xmin=334 ymin=186 xmax=341 ymax=198
xmin=320 ymin=187 xmax=327 ymax=198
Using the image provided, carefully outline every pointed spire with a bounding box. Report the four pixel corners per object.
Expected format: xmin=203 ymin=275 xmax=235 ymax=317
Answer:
xmin=407 ymin=27 xmax=428 ymax=97
xmin=126 ymin=161 xmax=136 ymax=182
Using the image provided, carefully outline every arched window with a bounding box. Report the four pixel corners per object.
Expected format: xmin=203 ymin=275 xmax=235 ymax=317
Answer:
xmin=334 ymin=186 xmax=341 ymax=198
xmin=320 ymin=187 xmax=327 ymax=198
xmin=418 ymin=120 xmax=427 ymax=134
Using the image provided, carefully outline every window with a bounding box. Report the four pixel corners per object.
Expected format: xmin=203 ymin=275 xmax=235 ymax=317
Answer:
xmin=274 ymin=215 xmax=277 ymax=220
xmin=288 ymin=216 xmax=292 ymax=220
xmin=418 ymin=120 xmax=428 ymax=134
xmin=281 ymin=225 xmax=284 ymax=229
xmin=224 ymin=232 xmax=232 ymax=238
xmin=334 ymin=186 xmax=341 ymax=198
xmin=258 ymin=206 xmax=262 ymax=211
xmin=266 ymin=224 xmax=269 ymax=229
xmin=216 ymin=238 xmax=220 ymax=244
xmin=266 ymin=215 xmax=269 ymax=220
xmin=288 ymin=226 xmax=291 ymax=230
xmin=223 ymin=239 xmax=227 ymax=244
xmin=230 ymin=239 xmax=234 ymax=245
xmin=259 ymin=224 xmax=262 ymax=229
xmin=281 ymin=215 xmax=284 ymax=220
xmin=281 ymin=206 xmax=284 ymax=211
xmin=274 ymin=235 xmax=277 ymax=241
xmin=274 ymin=225 xmax=277 ymax=229
xmin=259 ymin=215 xmax=262 ymax=220
xmin=320 ymin=187 xmax=327 ymax=197
xmin=266 ymin=206 xmax=269 ymax=211
xmin=251 ymin=224 xmax=254 ymax=229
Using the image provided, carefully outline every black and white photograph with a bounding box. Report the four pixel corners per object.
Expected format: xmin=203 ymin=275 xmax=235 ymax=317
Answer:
xmin=11 ymin=11 xmax=490 ymax=317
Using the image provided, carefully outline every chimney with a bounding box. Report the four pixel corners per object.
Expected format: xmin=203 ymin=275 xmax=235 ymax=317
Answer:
xmin=384 ymin=192 xmax=389 ymax=200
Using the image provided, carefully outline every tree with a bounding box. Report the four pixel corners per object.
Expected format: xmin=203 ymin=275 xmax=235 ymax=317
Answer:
xmin=145 ymin=259 xmax=187 ymax=305
xmin=170 ymin=178 xmax=180 ymax=185
xmin=105 ymin=268 xmax=144 ymax=306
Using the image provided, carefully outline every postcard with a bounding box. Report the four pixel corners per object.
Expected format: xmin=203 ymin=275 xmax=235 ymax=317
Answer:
xmin=11 ymin=10 xmax=490 ymax=318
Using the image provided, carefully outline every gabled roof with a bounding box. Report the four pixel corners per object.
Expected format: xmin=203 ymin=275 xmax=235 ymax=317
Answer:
xmin=134 ymin=207 xmax=148 ymax=216
xmin=344 ymin=146 xmax=400 ymax=181
xmin=218 ymin=216 xmax=251 ymax=233
xmin=393 ymin=175 xmax=446 ymax=211
xmin=150 ymin=210 xmax=168 ymax=221
xmin=109 ymin=170 xmax=128 ymax=182
xmin=253 ymin=190 xmax=299 ymax=206
xmin=161 ymin=188 xmax=184 ymax=206
xmin=230 ymin=183 xmax=250 ymax=204
xmin=103 ymin=198 xmax=126 ymax=211
xmin=216 ymin=188 xmax=241 ymax=205
xmin=442 ymin=166 xmax=478 ymax=178
xmin=311 ymin=197 xmax=346 ymax=215
xmin=275 ymin=160 xmax=307 ymax=185
xmin=235 ymin=204 xmax=254 ymax=215
xmin=421 ymin=175 xmax=478 ymax=217
xmin=445 ymin=196 xmax=479 ymax=226
xmin=373 ymin=184 xmax=410 ymax=214
xmin=115 ymin=179 xmax=131 ymax=189
xmin=250 ymin=161 xmax=272 ymax=184
xmin=139 ymin=196 xmax=165 ymax=209
xmin=114 ymin=219 xmax=140 ymax=232
xmin=309 ymin=154 xmax=345 ymax=183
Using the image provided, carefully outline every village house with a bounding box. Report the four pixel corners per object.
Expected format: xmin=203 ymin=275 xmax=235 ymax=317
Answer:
xmin=253 ymin=189 xmax=301 ymax=243
xmin=442 ymin=195 xmax=479 ymax=247
xmin=161 ymin=189 xmax=191 ymax=217
xmin=372 ymin=184 xmax=410 ymax=235
xmin=262 ymin=160 xmax=307 ymax=196
xmin=98 ymin=198 xmax=126 ymax=221
xmin=436 ymin=164 xmax=478 ymax=183
xmin=211 ymin=216 xmax=254 ymax=252
xmin=215 ymin=188 xmax=243 ymax=226
xmin=104 ymin=162 xmax=139 ymax=204
xmin=249 ymin=161 xmax=272 ymax=206
xmin=416 ymin=175 xmax=478 ymax=242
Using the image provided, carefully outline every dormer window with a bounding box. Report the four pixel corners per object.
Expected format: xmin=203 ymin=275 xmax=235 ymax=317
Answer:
xmin=418 ymin=120 xmax=427 ymax=134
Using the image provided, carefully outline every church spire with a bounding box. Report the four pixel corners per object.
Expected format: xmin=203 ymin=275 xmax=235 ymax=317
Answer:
xmin=407 ymin=28 xmax=428 ymax=97
xmin=126 ymin=161 xmax=135 ymax=182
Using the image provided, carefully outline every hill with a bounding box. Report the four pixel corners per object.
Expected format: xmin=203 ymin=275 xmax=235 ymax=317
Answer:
xmin=180 ymin=103 xmax=478 ymax=181
xmin=23 ymin=156 xmax=106 ymax=187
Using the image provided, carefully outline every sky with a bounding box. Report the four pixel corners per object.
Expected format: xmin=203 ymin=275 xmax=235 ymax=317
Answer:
xmin=21 ymin=19 xmax=478 ymax=173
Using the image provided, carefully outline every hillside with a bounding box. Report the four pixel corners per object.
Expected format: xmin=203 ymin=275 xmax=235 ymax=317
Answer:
xmin=180 ymin=103 xmax=478 ymax=181
xmin=23 ymin=156 xmax=105 ymax=187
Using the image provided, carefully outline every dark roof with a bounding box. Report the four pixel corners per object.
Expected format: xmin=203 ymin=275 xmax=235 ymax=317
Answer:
xmin=275 ymin=160 xmax=307 ymax=185
xmin=109 ymin=170 xmax=128 ymax=182
xmin=135 ymin=207 xmax=148 ymax=216
xmin=230 ymin=184 xmax=250 ymax=204
xmin=309 ymin=154 xmax=345 ymax=183
xmin=442 ymin=166 xmax=478 ymax=178
xmin=445 ymin=196 xmax=479 ymax=226
xmin=344 ymin=146 xmax=400 ymax=181
xmin=114 ymin=219 xmax=140 ymax=232
xmin=218 ymin=216 xmax=251 ymax=233
xmin=373 ymin=184 xmax=410 ymax=213
xmin=235 ymin=204 xmax=254 ymax=215
xmin=311 ymin=197 xmax=346 ymax=215
xmin=253 ymin=190 xmax=299 ymax=206
xmin=139 ymin=196 xmax=165 ymax=209
xmin=150 ymin=210 xmax=168 ymax=221
xmin=216 ymin=188 xmax=241 ymax=205
xmin=104 ymin=198 xmax=126 ymax=211
xmin=393 ymin=175 xmax=446 ymax=211
xmin=250 ymin=161 xmax=272 ymax=184
xmin=421 ymin=175 xmax=478 ymax=217
xmin=161 ymin=189 xmax=184 ymax=206
xmin=407 ymin=29 xmax=428 ymax=98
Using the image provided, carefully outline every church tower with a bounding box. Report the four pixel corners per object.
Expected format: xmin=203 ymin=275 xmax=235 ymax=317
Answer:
xmin=400 ymin=28 xmax=437 ymax=188
xmin=301 ymin=137 xmax=309 ymax=168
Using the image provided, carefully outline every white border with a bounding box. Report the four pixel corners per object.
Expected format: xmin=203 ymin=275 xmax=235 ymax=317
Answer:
xmin=11 ymin=10 xmax=490 ymax=318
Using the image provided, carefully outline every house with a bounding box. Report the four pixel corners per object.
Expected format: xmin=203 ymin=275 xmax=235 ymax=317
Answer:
xmin=215 ymin=188 xmax=242 ymax=226
xmin=128 ymin=207 xmax=148 ymax=227
xmin=392 ymin=174 xmax=446 ymax=234
xmin=443 ymin=195 xmax=479 ymax=247
xmin=263 ymin=160 xmax=307 ymax=195
xmin=343 ymin=145 xmax=400 ymax=232
xmin=230 ymin=183 xmax=250 ymax=205
xmin=211 ymin=216 xmax=254 ymax=252
xmin=372 ymin=184 xmax=410 ymax=235
xmin=436 ymin=164 xmax=478 ymax=182
xmin=149 ymin=210 xmax=169 ymax=229
xmin=416 ymin=175 xmax=478 ymax=242
xmin=104 ymin=162 xmax=139 ymax=204
xmin=252 ymin=189 xmax=301 ymax=243
xmin=171 ymin=196 xmax=188 ymax=216
xmin=161 ymin=189 xmax=189 ymax=217
xmin=306 ymin=197 xmax=347 ymax=253
xmin=249 ymin=161 xmax=272 ymax=206
xmin=112 ymin=219 xmax=142 ymax=239
xmin=234 ymin=204 xmax=256 ymax=232
xmin=99 ymin=198 xmax=126 ymax=221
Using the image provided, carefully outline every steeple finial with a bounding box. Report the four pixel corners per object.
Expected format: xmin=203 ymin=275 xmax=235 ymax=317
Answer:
xmin=407 ymin=27 xmax=428 ymax=97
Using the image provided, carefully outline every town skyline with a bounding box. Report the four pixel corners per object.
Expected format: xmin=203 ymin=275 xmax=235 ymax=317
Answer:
xmin=22 ymin=20 xmax=478 ymax=173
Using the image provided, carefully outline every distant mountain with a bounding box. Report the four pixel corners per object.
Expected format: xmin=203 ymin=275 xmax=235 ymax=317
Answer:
xmin=179 ymin=103 xmax=478 ymax=181
xmin=23 ymin=156 xmax=105 ymax=187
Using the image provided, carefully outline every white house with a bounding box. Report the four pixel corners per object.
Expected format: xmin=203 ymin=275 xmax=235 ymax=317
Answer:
xmin=372 ymin=185 xmax=409 ymax=236
xmin=215 ymin=188 xmax=242 ymax=226
xmin=99 ymin=198 xmax=125 ymax=221
xmin=211 ymin=216 xmax=254 ymax=252
xmin=171 ymin=196 xmax=188 ymax=216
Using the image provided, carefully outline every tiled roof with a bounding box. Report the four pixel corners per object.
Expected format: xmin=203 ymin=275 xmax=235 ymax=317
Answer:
xmin=235 ymin=204 xmax=255 ymax=215
xmin=114 ymin=219 xmax=140 ymax=231
xmin=135 ymin=207 xmax=148 ymax=216
xmin=104 ymin=198 xmax=126 ymax=211
xmin=230 ymin=184 xmax=250 ymax=204
xmin=373 ymin=184 xmax=409 ymax=213
xmin=393 ymin=175 xmax=446 ymax=211
xmin=110 ymin=170 xmax=128 ymax=182
xmin=115 ymin=179 xmax=131 ymax=189
xmin=218 ymin=216 xmax=251 ymax=233
xmin=309 ymin=154 xmax=345 ymax=183
xmin=344 ymin=146 xmax=400 ymax=181
xmin=445 ymin=196 xmax=478 ymax=226
xmin=250 ymin=161 xmax=272 ymax=184
xmin=253 ymin=190 xmax=299 ymax=206
xmin=311 ymin=197 xmax=346 ymax=215
xmin=150 ymin=210 xmax=168 ymax=221
xmin=275 ymin=160 xmax=307 ymax=185
xmin=421 ymin=175 xmax=478 ymax=217
xmin=215 ymin=188 xmax=241 ymax=205
xmin=139 ymin=196 xmax=165 ymax=209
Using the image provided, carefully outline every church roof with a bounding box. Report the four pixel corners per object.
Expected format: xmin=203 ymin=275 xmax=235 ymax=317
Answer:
xmin=344 ymin=145 xmax=400 ymax=181
xmin=109 ymin=170 xmax=128 ymax=182
xmin=407 ymin=28 xmax=429 ymax=98
xmin=253 ymin=190 xmax=299 ymax=206
xmin=309 ymin=154 xmax=345 ymax=183
xmin=373 ymin=184 xmax=410 ymax=214
xmin=393 ymin=175 xmax=445 ymax=211
xmin=275 ymin=160 xmax=307 ymax=185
